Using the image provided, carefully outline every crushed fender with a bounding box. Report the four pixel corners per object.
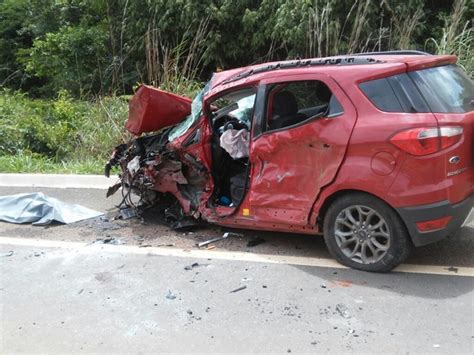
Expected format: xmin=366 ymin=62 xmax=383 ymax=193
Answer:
xmin=105 ymin=129 xmax=209 ymax=228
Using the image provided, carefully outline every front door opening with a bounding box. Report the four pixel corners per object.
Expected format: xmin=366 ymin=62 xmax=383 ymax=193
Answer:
xmin=208 ymin=88 xmax=256 ymax=209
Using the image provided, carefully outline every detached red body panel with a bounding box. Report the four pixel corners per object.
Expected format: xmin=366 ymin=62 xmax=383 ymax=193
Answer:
xmin=126 ymin=85 xmax=192 ymax=135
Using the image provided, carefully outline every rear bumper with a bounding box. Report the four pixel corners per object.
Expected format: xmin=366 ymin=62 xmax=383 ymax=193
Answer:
xmin=397 ymin=194 xmax=474 ymax=247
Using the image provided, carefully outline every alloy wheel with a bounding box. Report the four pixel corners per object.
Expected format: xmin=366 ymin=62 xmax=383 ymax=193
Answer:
xmin=334 ymin=205 xmax=391 ymax=264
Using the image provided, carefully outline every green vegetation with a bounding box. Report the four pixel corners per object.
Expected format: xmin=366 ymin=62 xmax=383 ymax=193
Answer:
xmin=0 ymin=0 xmax=472 ymax=174
xmin=0 ymin=90 xmax=130 ymax=173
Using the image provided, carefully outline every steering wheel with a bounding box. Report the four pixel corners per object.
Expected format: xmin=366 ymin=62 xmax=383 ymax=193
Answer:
xmin=223 ymin=119 xmax=247 ymax=132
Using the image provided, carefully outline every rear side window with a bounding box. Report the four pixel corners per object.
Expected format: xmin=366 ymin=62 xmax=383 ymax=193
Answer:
xmin=408 ymin=65 xmax=474 ymax=113
xmin=359 ymin=74 xmax=429 ymax=113
xmin=359 ymin=78 xmax=403 ymax=112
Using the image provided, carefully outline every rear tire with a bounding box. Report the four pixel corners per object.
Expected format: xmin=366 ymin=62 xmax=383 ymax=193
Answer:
xmin=323 ymin=193 xmax=412 ymax=272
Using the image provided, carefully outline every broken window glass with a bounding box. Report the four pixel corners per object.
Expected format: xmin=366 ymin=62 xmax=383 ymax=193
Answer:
xmin=168 ymin=79 xmax=212 ymax=141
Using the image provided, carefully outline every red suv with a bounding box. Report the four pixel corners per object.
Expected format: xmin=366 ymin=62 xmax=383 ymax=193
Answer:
xmin=106 ymin=51 xmax=473 ymax=272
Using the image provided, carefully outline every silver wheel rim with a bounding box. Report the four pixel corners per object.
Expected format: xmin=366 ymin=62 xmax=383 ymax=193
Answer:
xmin=334 ymin=205 xmax=390 ymax=264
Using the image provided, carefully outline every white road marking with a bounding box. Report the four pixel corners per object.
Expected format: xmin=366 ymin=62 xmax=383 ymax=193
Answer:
xmin=0 ymin=174 xmax=118 ymax=189
xmin=0 ymin=237 xmax=472 ymax=277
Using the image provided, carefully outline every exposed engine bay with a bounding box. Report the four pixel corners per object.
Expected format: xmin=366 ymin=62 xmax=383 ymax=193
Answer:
xmin=104 ymin=84 xmax=253 ymax=228
xmin=105 ymin=129 xmax=210 ymax=227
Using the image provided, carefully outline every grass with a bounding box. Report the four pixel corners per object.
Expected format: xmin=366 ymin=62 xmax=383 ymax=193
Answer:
xmin=0 ymin=152 xmax=104 ymax=174
xmin=0 ymin=79 xmax=202 ymax=174
xmin=0 ymin=90 xmax=130 ymax=174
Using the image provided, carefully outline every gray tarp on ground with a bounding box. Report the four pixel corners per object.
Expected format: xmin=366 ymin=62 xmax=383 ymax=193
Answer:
xmin=0 ymin=192 xmax=103 ymax=225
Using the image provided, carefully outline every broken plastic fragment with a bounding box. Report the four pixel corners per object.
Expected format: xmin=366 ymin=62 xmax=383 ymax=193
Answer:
xmin=119 ymin=207 xmax=137 ymax=220
xmin=127 ymin=156 xmax=140 ymax=174
xmin=166 ymin=289 xmax=177 ymax=300
xmin=197 ymin=232 xmax=243 ymax=247
xmin=230 ymin=285 xmax=247 ymax=293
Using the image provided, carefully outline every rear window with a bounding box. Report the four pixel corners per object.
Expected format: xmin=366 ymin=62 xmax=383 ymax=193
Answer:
xmin=359 ymin=74 xmax=429 ymax=113
xmin=408 ymin=65 xmax=474 ymax=113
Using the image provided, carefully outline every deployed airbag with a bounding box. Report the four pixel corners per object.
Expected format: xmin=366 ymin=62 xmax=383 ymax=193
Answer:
xmin=220 ymin=129 xmax=249 ymax=159
xmin=0 ymin=192 xmax=103 ymax=225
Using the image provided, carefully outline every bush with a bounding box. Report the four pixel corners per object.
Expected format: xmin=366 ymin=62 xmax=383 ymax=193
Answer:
xmin=0 ymin=89 xmax=130 ymax=173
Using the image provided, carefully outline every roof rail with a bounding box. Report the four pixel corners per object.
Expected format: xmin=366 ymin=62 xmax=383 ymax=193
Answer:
xmin=353 ymin=50 xmax=431 ymax=56
xmin=221 ymin=56 xmax=383 ymax=85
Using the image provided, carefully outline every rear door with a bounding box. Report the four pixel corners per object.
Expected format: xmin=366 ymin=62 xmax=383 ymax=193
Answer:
xmin=247 ymin=73 xmax=357 ymax=226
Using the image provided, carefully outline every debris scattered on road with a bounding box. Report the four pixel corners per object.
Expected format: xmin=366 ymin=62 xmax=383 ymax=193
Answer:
xmin=119 ymin=207 xmax=137 ymax=220
xmin=157 ymin=243 xmax=176 ymax=247
xmin=184 ymin=262 xmax=200 ymax=271
xmin=320 ymin=284 xmax=327 ymax=289
xmin=335 ymin=303 xmax=351 ymax=318
xmin=230 ymin=285 xmax=247 ymax=293
xmin=241 ymin=277 xmax=253 ymax=282
xmin=33 ymin=251 xmax=44 ymax=257
xmin=446 ymin=266 xmax=458 ymax=273
xmin=246 ymin=237 xmax=265 ymax=247
xmin=166 ymin=289 xmax=177 ymax=300
xmin=207 ymin=245 xmax=216 ymax=250
xmin=170 ymin=218 xmax=200 ymax=231
xmin=94 ymin=236 xmax=123 ymax=245
xmin=0 ymin=192 xmax=103 ymax=225
xmin=197 ymin=232 xmax=243 ymax=248
xmin=348 ymin=329 xmax=355 ymax=334
xmin=1 ymin=250 xmax=14 ymax=257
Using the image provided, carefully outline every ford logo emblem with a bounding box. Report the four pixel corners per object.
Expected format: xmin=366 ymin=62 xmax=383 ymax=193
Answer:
xmin=449 ymin=156 xmax=461 ymax=164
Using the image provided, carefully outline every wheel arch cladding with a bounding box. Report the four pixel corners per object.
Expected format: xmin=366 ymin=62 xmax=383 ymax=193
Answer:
xmin=317 ymin=189 xmax=410 ymax=236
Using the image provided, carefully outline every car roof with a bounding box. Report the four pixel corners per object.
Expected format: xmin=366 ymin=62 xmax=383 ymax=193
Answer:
xmin=209 ymin=53 xmax=457 ymax=93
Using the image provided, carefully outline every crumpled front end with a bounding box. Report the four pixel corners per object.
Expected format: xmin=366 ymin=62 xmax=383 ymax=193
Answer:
xmin=125 ymin=85 xmax=192 ymax=135
xmin=105 ymin=130 xmax=208 ymax=226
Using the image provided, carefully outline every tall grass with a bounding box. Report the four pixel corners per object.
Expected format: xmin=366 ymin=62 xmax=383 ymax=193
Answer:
xmin=426 ymin=0 xmax=473 ymax=77
xmin=144 ymin=16 xmax=209 ymax=98
xmin=0 ymin=75 xmax=202 ymax=174
xmin=305 ymin=0 xmax=427 ymax=58
xmin=0 ymin=90 xmax=130 ymax=174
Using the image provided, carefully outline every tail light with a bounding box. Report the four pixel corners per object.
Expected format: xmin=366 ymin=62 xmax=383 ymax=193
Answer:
xmin=390 ymin=126 xmax=463 ymax=156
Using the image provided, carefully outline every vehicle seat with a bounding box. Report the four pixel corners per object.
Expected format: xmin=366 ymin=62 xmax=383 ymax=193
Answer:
xmin=270 ymin=91 xmax=307 ymax=130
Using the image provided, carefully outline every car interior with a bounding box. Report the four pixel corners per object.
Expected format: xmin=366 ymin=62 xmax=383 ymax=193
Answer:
xmin=208 ymin=81 xmax=344 ymax=210
xmin=208 ymin=89 xmax=255 ymax=208
xmin=267 ymin=81 xmax=341 ymax=130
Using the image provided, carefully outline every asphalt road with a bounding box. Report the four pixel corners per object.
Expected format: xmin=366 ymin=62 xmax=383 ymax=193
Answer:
xmin=0 ymin=184 xmax=473 ymax=353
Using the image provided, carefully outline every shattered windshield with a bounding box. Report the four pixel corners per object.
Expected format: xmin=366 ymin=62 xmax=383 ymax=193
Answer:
xmin=168 ymin=79 xmax=212 ymax=141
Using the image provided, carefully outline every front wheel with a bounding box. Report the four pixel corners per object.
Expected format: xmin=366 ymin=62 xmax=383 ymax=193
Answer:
xmin=323 ymin=193 xmax=412 ymax=272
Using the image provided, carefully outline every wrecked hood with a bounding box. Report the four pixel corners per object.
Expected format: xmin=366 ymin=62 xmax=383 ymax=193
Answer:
xmin=126 ymin=85 xmax=192 ymax=135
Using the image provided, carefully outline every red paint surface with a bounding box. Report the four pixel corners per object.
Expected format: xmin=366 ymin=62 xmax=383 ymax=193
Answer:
xmin=126 ymin=54 xmax=473 ymax=236
xmin=126 ymin=85 xmax=192 ymax=135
